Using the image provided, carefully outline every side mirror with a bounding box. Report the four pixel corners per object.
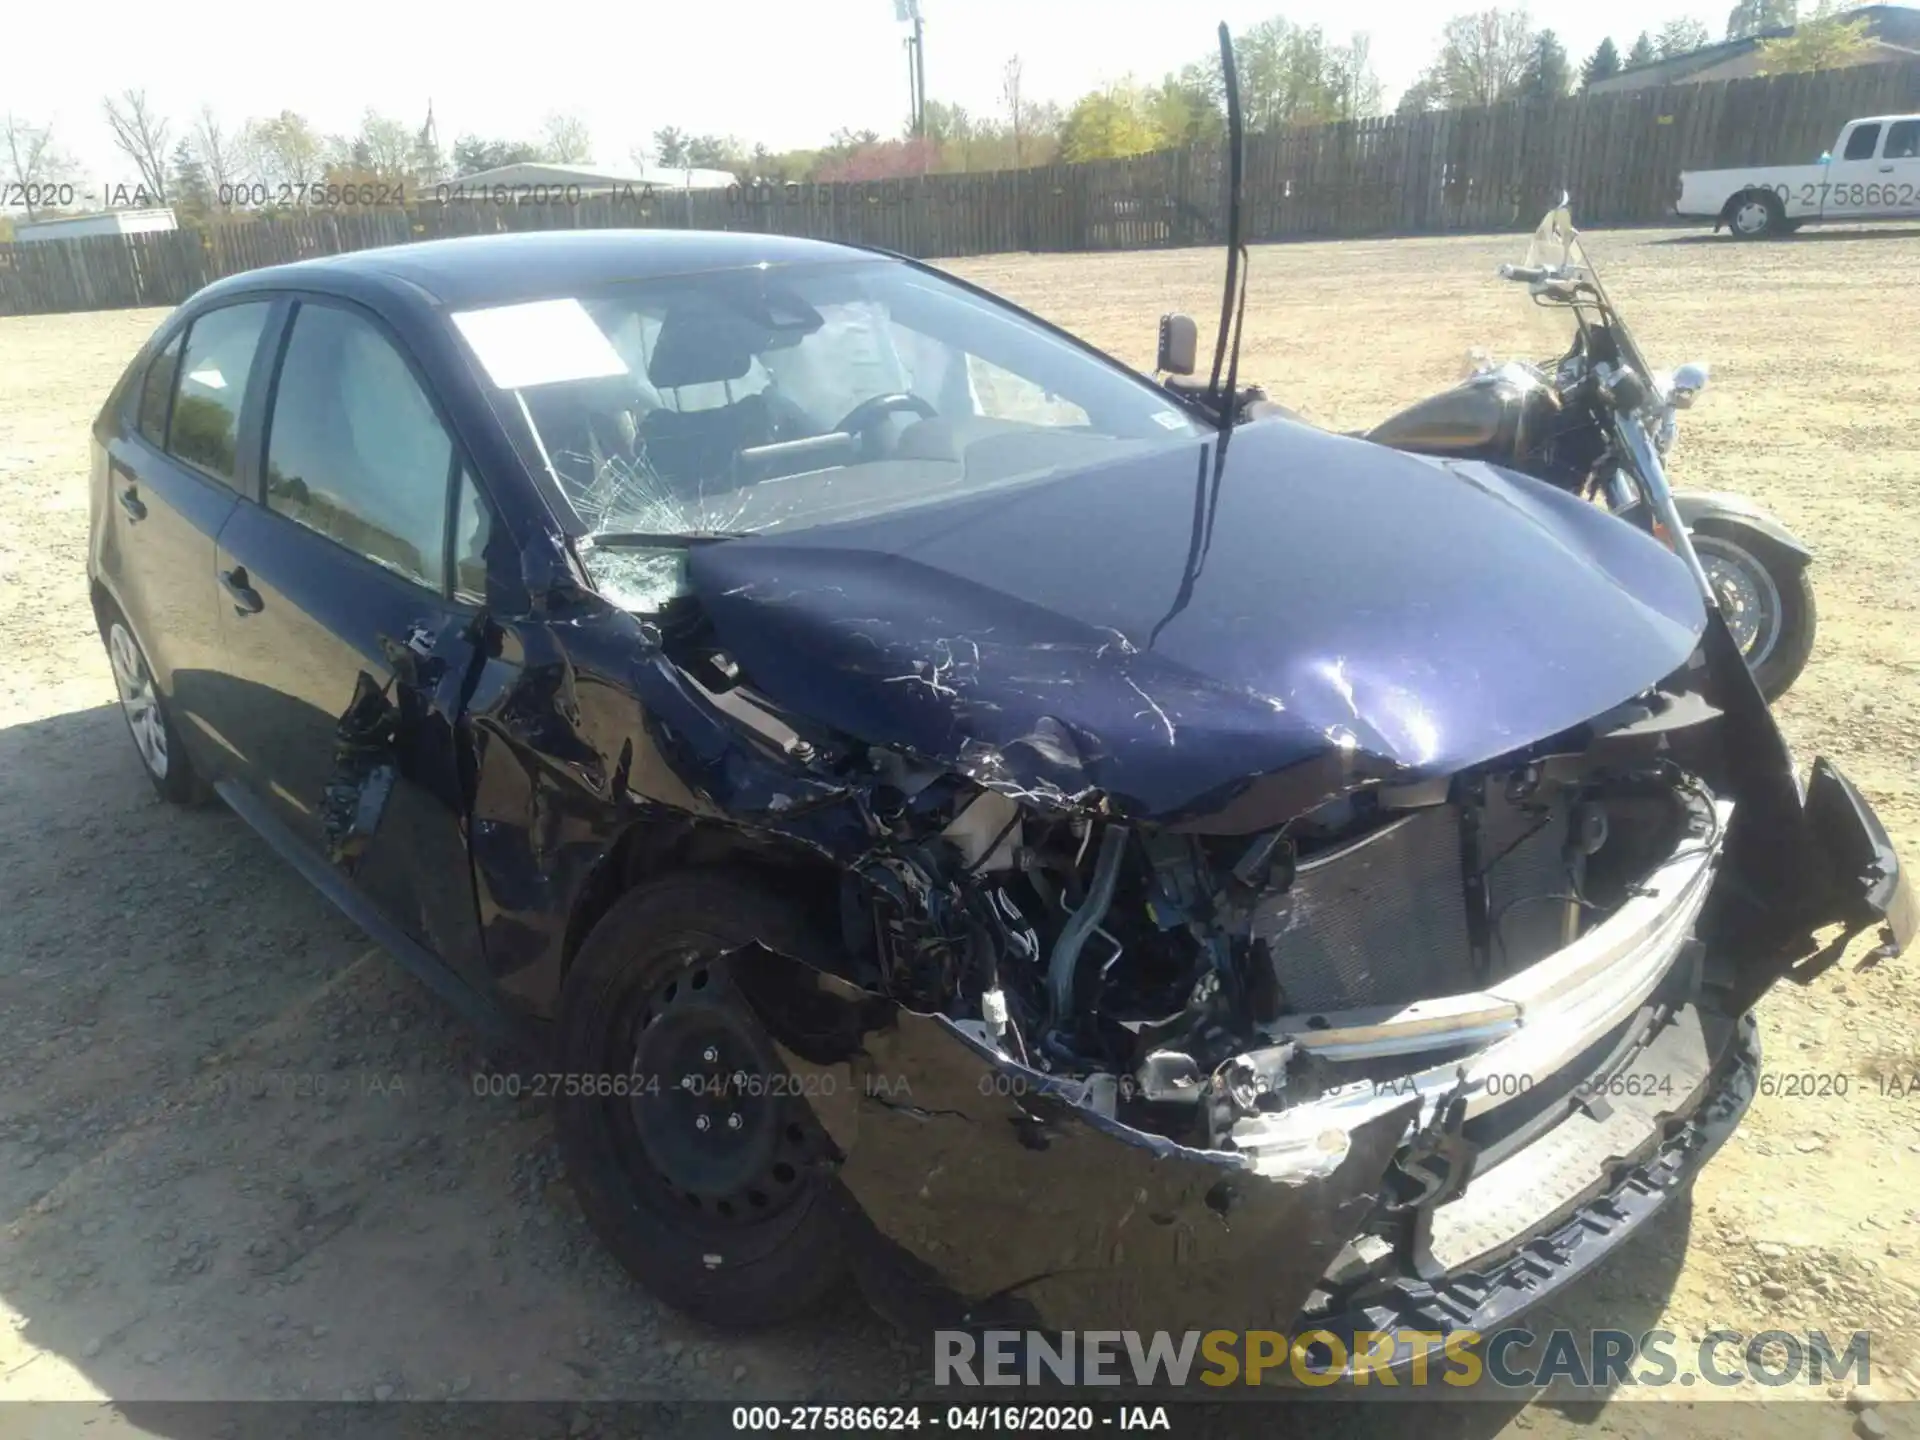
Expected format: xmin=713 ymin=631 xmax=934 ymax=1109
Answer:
xmin=1669 ymin=361 xmax=1710 ymax=408
xmin=1157 ymin=313 xmax=1199 ymax=376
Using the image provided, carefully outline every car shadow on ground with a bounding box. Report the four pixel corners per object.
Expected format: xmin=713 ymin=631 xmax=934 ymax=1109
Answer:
xmin=0 ymin=703 xmax=1698 ymax=1439
xmin=1655 ymin=226 xmax=1920 ymax=246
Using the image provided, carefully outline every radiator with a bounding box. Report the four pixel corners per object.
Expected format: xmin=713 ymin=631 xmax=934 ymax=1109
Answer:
xmin=1251 ymin=791 xmax=1571 ymax=1015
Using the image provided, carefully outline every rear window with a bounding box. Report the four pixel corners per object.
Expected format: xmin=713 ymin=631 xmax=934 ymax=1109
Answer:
xmin=1843 ymin=123 xmax=1882 ymax=161
xmin=1886 ymin=120 xmax=1920 ymax=160
xmin=170 ymin=302 xmax=275 ymax=487
xmin=136 ymin=333 xmax=182 ymax=447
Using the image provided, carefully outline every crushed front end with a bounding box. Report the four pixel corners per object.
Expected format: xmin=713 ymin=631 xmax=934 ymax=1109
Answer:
xmin=522 ymin=419 xmax=1910 ymax=1345
xmin=708 ymin=612 xmax=1911 ymax=1347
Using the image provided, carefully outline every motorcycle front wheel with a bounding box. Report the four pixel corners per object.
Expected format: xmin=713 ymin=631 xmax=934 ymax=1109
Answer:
xmin=1691 ymin=520 xmax=1817 ymax=702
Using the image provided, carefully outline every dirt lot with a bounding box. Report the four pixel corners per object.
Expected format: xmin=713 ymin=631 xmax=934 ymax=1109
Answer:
xmin=2 ymin=225 xmax=1918 ymax=1439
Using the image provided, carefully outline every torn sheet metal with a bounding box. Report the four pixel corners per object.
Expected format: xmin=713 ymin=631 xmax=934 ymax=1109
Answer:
xmin=319 ymin=670 xmax=400 ymax=873
xmin=726 ymin=944 xmax=1418 ymax=1334
xmin=456 ymin=608 xmax=873 ymax=1009
xmin=683 ymin=419 xmax=1707 ymax=831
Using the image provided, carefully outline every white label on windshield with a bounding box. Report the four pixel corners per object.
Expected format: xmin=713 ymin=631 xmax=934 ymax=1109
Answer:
xmin=452 ymin=298 xmax=629 ymax=390
xmin=1150 ymin=409 xmax=1187 ymax=430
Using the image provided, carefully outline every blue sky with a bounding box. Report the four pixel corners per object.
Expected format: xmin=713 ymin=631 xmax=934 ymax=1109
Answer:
xmin=12 ymin=0 xmax=1734 ymax=186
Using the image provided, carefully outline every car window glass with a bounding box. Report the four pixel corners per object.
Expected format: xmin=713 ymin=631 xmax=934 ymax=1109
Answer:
xmin=265 ymin=303 xmax=453 ymax=591
xmin=1843 ymin=124 xmax=1882 ymax=161
xmin=451 ymin=469 xmax=493 ymax=605
xmin=1886 ymin=121 xmax=1920 ymax=160
xmin=168 ymin=303 xmax=273 ymax=485
xmin=137 ymin=332 xmax=182 ymax=447
xmin=465 ymin=260 xmax=1202 ymax=542
xmin=963 ymin=354 xmax=1092 ymax=428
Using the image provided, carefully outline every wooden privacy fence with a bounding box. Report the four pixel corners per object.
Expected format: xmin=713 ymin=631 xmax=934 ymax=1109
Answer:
xmin=4 ymin=59 xmax=1918 ymax=317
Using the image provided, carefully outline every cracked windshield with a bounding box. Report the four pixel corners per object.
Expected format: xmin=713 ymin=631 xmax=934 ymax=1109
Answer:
xmin=452 ymin=259 xmax=1203 ymax=601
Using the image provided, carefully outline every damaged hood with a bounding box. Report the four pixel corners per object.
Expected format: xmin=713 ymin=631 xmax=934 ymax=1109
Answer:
xmin=683 ymin=419 xmax=1706 ymax=828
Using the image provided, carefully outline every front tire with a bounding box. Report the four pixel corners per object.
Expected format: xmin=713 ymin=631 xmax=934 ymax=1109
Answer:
xmin=1692 ymin=521 xmax=1816 ymax=702
xmin=554 ymin=870 xmax=848 ymax=1330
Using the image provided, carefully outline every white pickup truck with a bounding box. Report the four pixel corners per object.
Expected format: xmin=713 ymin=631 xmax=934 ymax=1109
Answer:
xmin=1676 ymin=113 xmax=1920 ymax=237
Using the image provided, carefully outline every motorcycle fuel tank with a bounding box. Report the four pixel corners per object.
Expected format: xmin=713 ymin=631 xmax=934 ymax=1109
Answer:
xmin=684 ymin=417 xmax=1707 ymax=830
xmin=1365 ymin=368 xmax=1558 ymax=468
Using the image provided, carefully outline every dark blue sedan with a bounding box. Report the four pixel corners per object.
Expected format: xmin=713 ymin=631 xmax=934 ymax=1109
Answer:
xmin=88 ymin=228 xmax=1912 ymax=1359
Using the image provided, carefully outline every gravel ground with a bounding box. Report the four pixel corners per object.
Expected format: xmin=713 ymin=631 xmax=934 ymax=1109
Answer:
xmin=1 ymin=224 xmax=1917 ymax=1440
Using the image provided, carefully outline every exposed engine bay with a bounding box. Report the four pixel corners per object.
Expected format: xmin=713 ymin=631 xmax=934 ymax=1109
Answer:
xmin=773 ymin=670 xmax=1723 ymax=1157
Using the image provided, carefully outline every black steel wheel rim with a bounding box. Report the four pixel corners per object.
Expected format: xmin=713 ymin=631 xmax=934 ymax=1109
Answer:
xmin=617 ymin=953 xmax=814 ymax=1228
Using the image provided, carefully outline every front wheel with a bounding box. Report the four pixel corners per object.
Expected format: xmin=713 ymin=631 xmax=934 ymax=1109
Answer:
xmin=554 ymin=871 xmax=848 ymax=1330
xmin=1727 ymin=192 xmax=1784 ymax=239
xmin=1691 ymin=521 xmax=1817 ymax=702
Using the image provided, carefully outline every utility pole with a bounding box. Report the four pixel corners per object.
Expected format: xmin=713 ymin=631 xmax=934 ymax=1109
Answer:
xmin=895 ymin=0 xmax=927 ymax=138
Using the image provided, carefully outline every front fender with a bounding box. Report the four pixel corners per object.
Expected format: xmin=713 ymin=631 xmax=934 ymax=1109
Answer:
xmin=1675 ymin=491 xmax=1813 ymax=566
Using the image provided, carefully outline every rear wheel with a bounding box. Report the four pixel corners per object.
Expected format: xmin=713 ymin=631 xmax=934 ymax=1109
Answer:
xmin=1692 ymin=521 xmax=1816 ymax=702
xmin=1727 ymin=192 xmax=1784 ymax=240
xmin=99 ymin=602 xmax=207 ymax=805
xmin=554 ymin=871 xmax=847 ymax=1329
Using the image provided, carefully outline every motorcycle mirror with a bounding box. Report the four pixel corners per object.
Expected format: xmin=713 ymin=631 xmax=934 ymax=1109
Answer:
xmin=1157 ymin=313 xmax=1199 ymax=376
xmin=1669 ymin=361 xmax=1711 ymax=408
xmin=1549 ymin=195 xmax=1575 ymax=262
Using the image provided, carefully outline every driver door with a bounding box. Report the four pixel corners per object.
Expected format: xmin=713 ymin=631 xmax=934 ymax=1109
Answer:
xmin=1823 ymin=120 xmax=1886 ymax=218
xmin=1881 ymin=119 xmax=1920 ymax=217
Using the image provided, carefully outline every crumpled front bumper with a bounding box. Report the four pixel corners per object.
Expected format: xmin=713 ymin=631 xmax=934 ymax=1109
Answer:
xmin=735 ymin=749 xmax=1908 ymax=1342
xmin=1302 ymin=1004 xmax=1760 ymax=1376
xmin=743 ymin=958 xmax=1751 ymax=1343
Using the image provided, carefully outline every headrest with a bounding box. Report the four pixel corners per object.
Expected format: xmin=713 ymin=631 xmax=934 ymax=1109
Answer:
xmin=648 ymin=306 xmax=758 ymax=389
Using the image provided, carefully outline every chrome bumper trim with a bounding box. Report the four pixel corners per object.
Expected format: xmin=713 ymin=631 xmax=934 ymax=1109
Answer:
xmin=1234 ymin=799 xmax=1730 ymax=1172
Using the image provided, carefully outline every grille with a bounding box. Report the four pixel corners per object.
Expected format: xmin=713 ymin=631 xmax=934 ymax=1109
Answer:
xmin=1252 ymin=791 xmax=1573 ymax=1015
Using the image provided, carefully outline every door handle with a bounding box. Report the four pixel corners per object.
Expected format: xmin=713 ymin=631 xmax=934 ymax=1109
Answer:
xmin=219 ymin=566 xmax=264 ymax=615
xmin=1881 ymin=164 xmax=1896 ymax=173
xmin=117 ymin=486 xmax=147 ymax=522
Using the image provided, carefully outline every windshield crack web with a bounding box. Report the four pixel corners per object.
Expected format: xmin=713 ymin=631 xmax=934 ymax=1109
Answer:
xmin=552 ymin=445 xmax=770 ymax=539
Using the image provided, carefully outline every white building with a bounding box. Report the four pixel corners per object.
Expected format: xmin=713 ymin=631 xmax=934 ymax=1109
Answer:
xmin=446 ymin=162 xmax=737 ymax=194
xmin=10 ymin=208 xmax=178 ymax=244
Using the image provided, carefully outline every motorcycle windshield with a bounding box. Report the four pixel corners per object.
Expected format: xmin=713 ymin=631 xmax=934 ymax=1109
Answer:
xmin=1520 ymin=201 xmax=1657 ymax=385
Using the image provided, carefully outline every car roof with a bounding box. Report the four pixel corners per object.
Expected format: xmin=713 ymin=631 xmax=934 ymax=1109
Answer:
xmin=205 ymin=229 xmax=894 ymax=310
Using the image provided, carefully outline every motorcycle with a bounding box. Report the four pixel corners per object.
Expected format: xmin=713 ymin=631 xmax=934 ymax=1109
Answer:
xmin=1157 ymin=198 xmax=1818 ymax=701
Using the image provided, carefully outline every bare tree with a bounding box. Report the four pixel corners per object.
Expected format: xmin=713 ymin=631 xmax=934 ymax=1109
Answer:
xmin=102 ymin=89 xmax=171 ymax=201
xmin=194 ymin=106 xmax=240 ymax=191
xmin=1657 ymin=17 xmax=1713 ymax=56
xmin=1424 ymin=7 xmax=1538 ymax=109
xmin=1332 ymin=33 xmax=1385 ymax=120
xmin=539 ymin=113 xmax=593 ymax=165
xmin=1002 ymin=55 xmax=1026 ymax=167
xmin=242 ymin=111 xmax=324 ymax=194
xmin=2 ymin=113 xmax=76 ymax=219
xmin=358 ymin=111 xmax=415 ymax=177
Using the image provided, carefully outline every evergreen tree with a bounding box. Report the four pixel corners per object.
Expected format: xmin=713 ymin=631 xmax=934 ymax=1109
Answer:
xmin=170 ymin=138 xmax=211 ymax=219
xmin=1582 ymin=36 xmax=1622 ymax=86
xmin=1517 ymin=30 xmax=1573 ymax=100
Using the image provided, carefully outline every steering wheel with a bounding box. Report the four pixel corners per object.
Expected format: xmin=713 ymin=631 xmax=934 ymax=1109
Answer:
xmin=834 ymin=393 xmax=937 ymax=455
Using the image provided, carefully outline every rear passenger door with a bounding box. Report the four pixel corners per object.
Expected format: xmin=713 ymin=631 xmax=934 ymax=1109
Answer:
xmin=208 ymin=294 xmax=497 ymax=985
xmin=99 ymin=300 xmax=278 ymax=774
